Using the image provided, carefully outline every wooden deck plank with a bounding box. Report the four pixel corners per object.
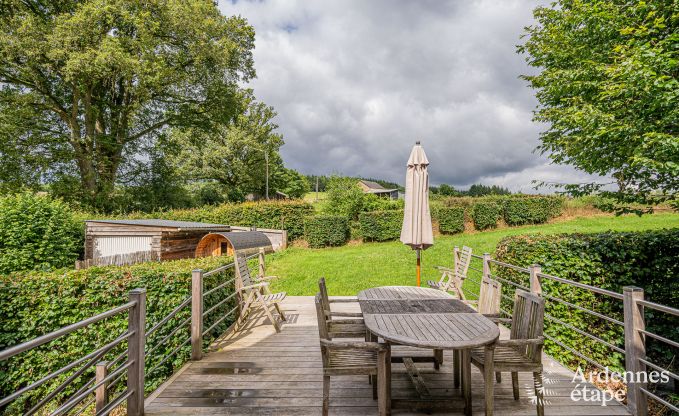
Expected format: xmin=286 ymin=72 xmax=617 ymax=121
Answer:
xmin=146 ymin=296 xmax=630 ymax=415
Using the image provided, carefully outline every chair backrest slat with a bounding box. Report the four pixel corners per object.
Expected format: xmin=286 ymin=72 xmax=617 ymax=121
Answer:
xmin=509 ymin=290 xmax=545 ymax=361
xmin=478 ymin=277 xmax=502 ymax=315
xmin=234 ymin=252 xmax=253 ymax=287
xmin=314 ymin=293 xmax=330 ymax=341
xmin=455 ymin=246 xmax=472 ymax=279
xmin=318 ymin=277 xmax=331 ymax=317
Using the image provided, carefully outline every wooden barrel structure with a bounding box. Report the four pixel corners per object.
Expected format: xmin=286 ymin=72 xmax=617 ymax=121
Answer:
xmin=195 ymin=231 xmax=273 ymax=258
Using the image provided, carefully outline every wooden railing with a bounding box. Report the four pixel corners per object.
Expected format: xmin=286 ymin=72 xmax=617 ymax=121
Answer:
xmin=460 ymin=249 xmax=679 ymax=416
xmin=0 ymin=252 xmax=261 ymax=415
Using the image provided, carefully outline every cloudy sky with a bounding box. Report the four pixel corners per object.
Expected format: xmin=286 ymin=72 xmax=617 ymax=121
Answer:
xmin=217 ymin=0 xmax=601 ymax=192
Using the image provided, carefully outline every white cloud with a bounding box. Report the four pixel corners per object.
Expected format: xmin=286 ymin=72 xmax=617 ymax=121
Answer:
xmin=218 ymin=0 xmax=605 ymax=191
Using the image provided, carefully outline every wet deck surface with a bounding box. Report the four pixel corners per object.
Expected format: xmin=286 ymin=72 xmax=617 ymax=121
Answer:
xmin=145 ymin=296 xmax=630 ymax=415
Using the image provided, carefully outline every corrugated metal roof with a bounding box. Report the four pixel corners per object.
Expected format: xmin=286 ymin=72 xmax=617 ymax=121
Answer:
xmin=86 ymin=219 xmax=230 ymax=230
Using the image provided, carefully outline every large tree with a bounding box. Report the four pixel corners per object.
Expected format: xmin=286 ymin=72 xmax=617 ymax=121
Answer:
xmin=0 ymin=0 xmax=255 ymax=208
xmin=520 ymin=0 xmax=678 ymax=212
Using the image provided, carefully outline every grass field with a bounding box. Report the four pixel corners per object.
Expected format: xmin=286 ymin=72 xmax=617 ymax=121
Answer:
xmin=269 ymin=212 xmax=679 ymax=296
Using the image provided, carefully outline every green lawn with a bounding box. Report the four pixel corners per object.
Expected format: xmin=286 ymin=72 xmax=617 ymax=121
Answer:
xmin=268 ymin=213 xmax=679 ymax=296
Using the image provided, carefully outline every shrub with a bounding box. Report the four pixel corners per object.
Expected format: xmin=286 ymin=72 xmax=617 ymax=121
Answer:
xmin=359 ymin=210 xmax=403 ymax=242
xmin=495 ymin=230 xmax=679 ymax=376
xmin=471 ymin=202 xmax=501 ymax=230
xmin=0 ymin=256 xmax=238 ymax=414
xmin=0 ymin=193 xmax=82 ymax=274
xmin=435 ymin=207 xmax=465 ymax=234
xmin=304 ymin=216 xmax=349 ymax=248
xmin=502 ymin=196 xmax=564 ymax=226
xmin=324 ymin=176 xmax=365 ymax=220
xmin=361 ymin=193 xmax=404 ymax=212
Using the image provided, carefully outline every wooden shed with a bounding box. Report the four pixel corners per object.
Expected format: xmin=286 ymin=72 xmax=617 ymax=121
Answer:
xmin=84 ymin=220 xmax=230 ymax=262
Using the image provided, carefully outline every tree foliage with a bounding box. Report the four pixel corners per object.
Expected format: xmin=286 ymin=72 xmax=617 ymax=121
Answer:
xmin=0 ymin=0 xmax=256 ymax=209
xmin=520 ymin=0 xmax=679 ymax=212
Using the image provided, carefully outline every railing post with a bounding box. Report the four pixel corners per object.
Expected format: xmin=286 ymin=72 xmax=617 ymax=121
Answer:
xmin=191 ymin=269 xmax=203 ymax=361
xmin=624 ymin=286 xmax=647 ymax=416
xmin=529 ymin=264 xmax=542 ymax=296
xmin=482 ymin=253 xmax=491 ymax=279
xmin=258 ymin=248 xmax=265 ymax=279
xmin=95 ymin=361 xmax=108 ymax=414
xmin=127 ymin=288 xmax=146 ymax=416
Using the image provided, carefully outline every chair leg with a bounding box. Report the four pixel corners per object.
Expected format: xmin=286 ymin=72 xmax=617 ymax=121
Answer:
xmin=483 ymin=345 xmax=495 ymax=416
xmin=434 ymin=349 xmax=443 ymax=370
xmin=533 ymin=372 xmax=545 ymax=416
xmin=254 ymin=291 xmax=280 ymax=332
xmin=511 ymin=372 xmax=519 ymax=400
xmin=378 ymin=349 xmax=391 ymax=416
xmin=274 ymin=302 xmax=286 ymax=321
xmin=495 ymin=371 xmax=501 ymax=383
xmin=372 ymin=375 xmax=377 ymax=399
xmin=322 ymin=375 xmax=330 ymax=416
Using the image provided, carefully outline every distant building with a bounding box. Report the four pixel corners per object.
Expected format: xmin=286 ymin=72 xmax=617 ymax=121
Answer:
xmin=357 ymin=180 xmax=398 ymax=200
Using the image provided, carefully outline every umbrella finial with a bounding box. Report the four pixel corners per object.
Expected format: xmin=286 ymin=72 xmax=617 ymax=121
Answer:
xmin=415 ymin=140 xmax=421 ymax=145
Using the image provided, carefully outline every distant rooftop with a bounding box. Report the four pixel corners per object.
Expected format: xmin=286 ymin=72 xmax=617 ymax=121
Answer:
xmin=85 ymin=219 xmax=230 ymax=230
xmin=359 ymin=180 xmax=386 ymax=190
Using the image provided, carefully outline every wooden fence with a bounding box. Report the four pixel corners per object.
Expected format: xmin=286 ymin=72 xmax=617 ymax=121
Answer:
xmin=75 ymin=251 xmax=158 ymax=270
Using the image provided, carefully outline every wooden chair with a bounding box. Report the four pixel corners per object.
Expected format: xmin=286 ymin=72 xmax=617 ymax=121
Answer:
xmin=471 ymin=289 xmax=546 ymax=416
xmin=315 ymin=293 xmax=391 ymax=416
xmin=234 ymin=251 xmax=286 ymax=332
xmin=428 ymin=245 xmax=472 ymax=299
xmin=468 ymin=276 xmax=502 ymax=318
xmin=318 ymin=277 xmax=367 ymax=338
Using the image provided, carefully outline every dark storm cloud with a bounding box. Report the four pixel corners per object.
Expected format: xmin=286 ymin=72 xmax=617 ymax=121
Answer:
xmin=218 ymin=0 xmax=604 ymax=191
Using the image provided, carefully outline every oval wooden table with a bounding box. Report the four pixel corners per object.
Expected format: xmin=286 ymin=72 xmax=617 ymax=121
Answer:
xmin=357 ymin=286 xmax=500 ymax=416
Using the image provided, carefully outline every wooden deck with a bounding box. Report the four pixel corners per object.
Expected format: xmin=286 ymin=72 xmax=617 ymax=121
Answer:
xmin=145 ymin=296 xmax=630 ymax=415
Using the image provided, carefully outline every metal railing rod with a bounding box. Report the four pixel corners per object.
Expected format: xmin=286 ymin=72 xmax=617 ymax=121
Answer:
xmin=488 ymin=259 xmax=530 ymax=273
xmin=146 ymin=296 xmax=191 ymax=338
xmin=0 ymin=330 xmax=132 ymax=406
xmin=638 ymin=358 xmax=679 ymax=382
xmin=145 ymin=316 xmax=191 ymax=357
xmin=71 ymin=397 xmax=95 ymax=416
xmin=202 ymin=305 xmax=239 ymax=336
xmin=639 ymin=388 xmax=679 ymax=413
xmin=52 ymin=360 xmax=132 ymax=416
xmin=537 ymin=272 xmax=624 ymax=300
xmin=636 ymin=299 xmax=679 ymax=317
xmin=465 ymin=275 xmax=481 ymax=284
xmin=489 ymin=274 xmax=530 ymax=291
xmin=543 ymin=333 xmax=622 ymax=379
xmin=203 ymin=277 xmax=236 ymax=297
xmin=461 ymin=288 xmax=479 ymax=300
xmin=95 ymin=390 xmax=133 ymax=416
xmin=468 ymin=266 xmax=483 ymax=274
xmin=0 ymin=302 xmax=135 ymax=361
xmin=470 ymin=254 xmax=484 ymax=260
xmin=146 ymin=337 xmax=192 ymax=376
xmin=24 ymin=331 xmax=134 ymax=416
xmin=639 ymin=329 xmax=679 ymax=350
xmin=544 ymin=313 xmax=625 ymax=354
xmin=203 ymin=292 xmax=238 ymax=317
xmin=541 ymin=292 xmax=624 ymax=326
xmin=202 ymin=261 xmax=236 ymax=277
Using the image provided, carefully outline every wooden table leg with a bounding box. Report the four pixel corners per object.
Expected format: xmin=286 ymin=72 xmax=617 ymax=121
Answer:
xmin=454 ymin=350 xmax=461 ymax=388
xmin=461 ymin=349 xmax=472 ymax=416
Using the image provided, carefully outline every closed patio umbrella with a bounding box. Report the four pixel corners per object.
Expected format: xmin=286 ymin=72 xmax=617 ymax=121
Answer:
xmin=400 ymin=141 xmax=433 ymax=286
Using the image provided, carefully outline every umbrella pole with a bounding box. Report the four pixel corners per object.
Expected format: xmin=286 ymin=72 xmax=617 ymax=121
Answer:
xmin=416 ymin=249 xmax=421 ymax=287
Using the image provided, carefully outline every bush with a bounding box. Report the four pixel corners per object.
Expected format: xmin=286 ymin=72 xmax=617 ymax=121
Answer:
xmin=325 ymin=176 xmax=365 ymax=220
xmin=0 ymin=193 xmax=82 ymax=274
xmin=495 ymin=229 xmax=679 ymax=375
xmin=471 ymin=202 xmax=501 ymax=230
xmin=502 ymin=196 xmax=564 ymax=226
xmin=361 ymin=193 xmax=404 ymax=212
xmin=359 ymin=210 xmax=403 ymax=242
xmin=435 ymin=207 xmax=465 ymax=234
xmin=304 ymin=216 xmax=349 ymax=248
xmin=0 ymin=256 xmax=238 ymax=414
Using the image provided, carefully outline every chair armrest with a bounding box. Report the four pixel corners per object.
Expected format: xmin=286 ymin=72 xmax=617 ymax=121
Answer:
xmin=489 ymin=317 xmax=512 ymax=324
xmin=434 ymin=266 xmax=454 ymax=273
xmin=327 ymin=318 xmax=364 ymax=324
xmin=328 ymin=298 xmax=358 ymax=303
xmin=465 ymin=300 xmax=479 ymax=305
xmin=254 ymin=275 xmax=278 ymax=282
xmin=329 ymin=312 xmax=364 ymax=318
xmin=240 ymin=282 xmax=268 ymax=291
xmin=496 ymin=337 xmax=544 ymax=347
xmin=482 ymin=313 xmax=501 ymax=319
xmin=320 ymin=339 xmax=388 ymax=351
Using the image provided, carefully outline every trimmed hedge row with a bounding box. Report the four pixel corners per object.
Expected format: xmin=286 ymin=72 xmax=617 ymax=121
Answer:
xmin=435 ymin=207 xmax=465 ymax=234
xmin=471 ymin=202 xmax=501 ymax=230
xmin=495 ymin=229 xmax=679 ymax=375
xmin=304 ymin=216 xmax=349 ymax=248
xmin=0 ymin=256 xmax=239 ymax=415
xmin=359 ymin=210 xmax=402 ymax=242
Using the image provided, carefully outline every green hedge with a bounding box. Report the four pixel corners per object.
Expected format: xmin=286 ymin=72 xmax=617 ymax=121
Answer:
xmin=304 ymin=216 xmax=349 ymax=248
xmin=503 ymin=196 xmax=564 ymax=226
xmin=471 ymin=202 xmax=501 ymax=230
xmin=435 ymin=207 xmax=465 ymax=234
xmin=359 ymin=210 xmax=403 ymax=242
xmin=495 ymin=229 xmax=679 ymax=375
xmin=0 ymin=194 xmax=82 ymax=274
xmin=0 ymin=256 xmax=239 ymax=415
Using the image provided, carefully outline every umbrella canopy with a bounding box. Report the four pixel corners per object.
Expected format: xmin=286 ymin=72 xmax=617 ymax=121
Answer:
xmin=400 ymin=142 xmax=433 ymax=250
